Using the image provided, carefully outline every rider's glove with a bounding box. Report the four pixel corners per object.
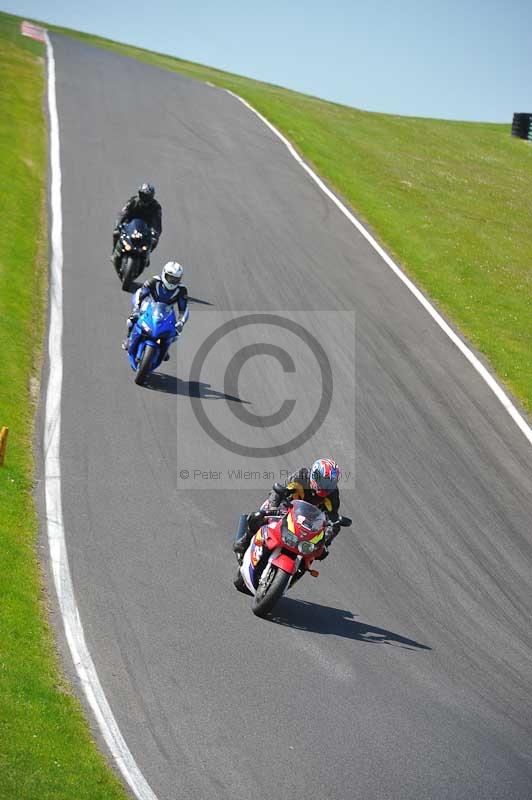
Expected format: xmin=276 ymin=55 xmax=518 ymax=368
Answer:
xmin=324 ymin=521 xmax=340 ymax=547
xmin=175 ymin=320 xmax=184 ymax=335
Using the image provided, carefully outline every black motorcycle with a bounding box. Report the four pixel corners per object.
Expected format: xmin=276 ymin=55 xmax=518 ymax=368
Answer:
xmin=115 ymin=218 xmax=154 ymax=291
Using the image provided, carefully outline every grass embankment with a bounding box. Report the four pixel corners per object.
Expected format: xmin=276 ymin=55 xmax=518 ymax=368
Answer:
xmin=40 ymin=18 xmax=532 ymax=415
xmin=0 ymin=11 xmax=128 ymax=800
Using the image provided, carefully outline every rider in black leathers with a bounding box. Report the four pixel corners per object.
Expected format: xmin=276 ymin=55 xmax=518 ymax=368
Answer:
xmin=111 ymin=183 xmax=162 ymax=270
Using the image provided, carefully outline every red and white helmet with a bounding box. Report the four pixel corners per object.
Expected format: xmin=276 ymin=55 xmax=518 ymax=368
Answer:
xmin=310 ymin=458 xmax=340 ymax=497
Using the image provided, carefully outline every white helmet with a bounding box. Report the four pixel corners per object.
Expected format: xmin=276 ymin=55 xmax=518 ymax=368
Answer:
xmin=161 ymin=261 xmax=183 ymax=290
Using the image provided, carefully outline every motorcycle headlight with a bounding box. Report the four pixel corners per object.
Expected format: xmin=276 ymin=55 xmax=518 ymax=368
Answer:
xmin=124 ymin=242 xmax=131 ymax=251
xmin=142 ymin=245 xmax=148 ymax=251
xmin=281 ymin=530 xmax=299 ymax=548
xmin=298 ymin=540 xmax=316 ymax=555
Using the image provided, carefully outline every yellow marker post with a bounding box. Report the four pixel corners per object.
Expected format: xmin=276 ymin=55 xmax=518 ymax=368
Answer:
xmin=0 ymin=427 xmax=8 ymax=466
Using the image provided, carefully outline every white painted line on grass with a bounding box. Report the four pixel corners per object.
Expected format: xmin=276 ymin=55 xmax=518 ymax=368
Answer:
xmin=43 ymin=32 xmax=159 ymax=800
xmin=224 ymin=89 xmax=532 ymax=447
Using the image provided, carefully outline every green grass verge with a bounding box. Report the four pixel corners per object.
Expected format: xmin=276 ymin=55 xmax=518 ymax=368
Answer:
xmin=0 ymin=11 xmax=128 ymax=800
xmin=38 ymin=14 xmax=532 ymax=416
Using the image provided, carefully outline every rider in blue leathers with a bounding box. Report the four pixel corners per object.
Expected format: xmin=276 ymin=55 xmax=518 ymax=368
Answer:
xmin=122 ymin=261 xmax=189 ymax=357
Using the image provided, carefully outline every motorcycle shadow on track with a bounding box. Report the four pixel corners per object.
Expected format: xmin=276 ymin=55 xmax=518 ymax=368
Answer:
xmin=188 ymin=296 xmax=214 ymax=306
xmin=270 ymin=599 xmax=431 ymax=652
xmin=125 ymin=289 xmax=215 ymax=301
xmin=146 ymin=375 xmax=250 ymax=403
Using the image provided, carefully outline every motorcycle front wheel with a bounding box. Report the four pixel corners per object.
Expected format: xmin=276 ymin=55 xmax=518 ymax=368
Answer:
xmin=121 ymin=256 xmax=138 ymax=292
xmin=252 ymin=566 xmax=291 ymax=618
xmin=134 ymin=343 xmax=155 ymax=386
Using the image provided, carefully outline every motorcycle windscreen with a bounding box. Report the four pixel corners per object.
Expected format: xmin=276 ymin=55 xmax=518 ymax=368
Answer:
xmin=139 ymin=300 xmax=176 ymax=337
xmin=151 ymin=302 xmax=175 ymax=321
xmin=123 ymin=217 xmax=150 ymax=239
xmin=289 ymin=500 xmax=327 ymax=533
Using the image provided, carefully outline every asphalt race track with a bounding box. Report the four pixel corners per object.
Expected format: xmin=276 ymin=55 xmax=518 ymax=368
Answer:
xmin=41 ymin=34 xmax=532 ymax=800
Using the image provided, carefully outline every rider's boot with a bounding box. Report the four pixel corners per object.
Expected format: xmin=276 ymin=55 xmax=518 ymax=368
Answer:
xmin=232 ymin=532 xmax=251 ymax=555
xmin=121 ymin=320 xmax=134 ymax=351
xmin=232 ymin=511 xmax=265 ymax=554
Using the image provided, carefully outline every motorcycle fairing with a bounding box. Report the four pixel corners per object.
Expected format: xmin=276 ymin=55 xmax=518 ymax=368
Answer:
xmin=239 ymin=501 xmax=327 ymax=597
xmin=263 ymin=519 xmax=301 ymax=575
xmin=250 ymin=528 xmax=265 ymax=568
xmin=270 ymin=550 xmax=299 ymax=575
xmin=241 ymin=533 xmax=284 ymax=595
xmin=241 ymin=541 xmax=258 ymax=595
xmin=127 ymin=299 xmax=176 ymax=372
xmin=121 ymin=218 xmax=152 ymax=253
xmin=128 ymin=332 xmax=158 ymax=371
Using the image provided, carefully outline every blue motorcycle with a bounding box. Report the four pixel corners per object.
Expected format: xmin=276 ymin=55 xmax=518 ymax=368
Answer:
xmin=127 ymin=298 xmax=178 ymax=385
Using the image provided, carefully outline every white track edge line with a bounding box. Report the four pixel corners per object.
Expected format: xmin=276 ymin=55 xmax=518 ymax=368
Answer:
xmin=43 ymin=32 xmax=159 ymax=800
xmin=224 ymin=88 xmax=532 ymax=447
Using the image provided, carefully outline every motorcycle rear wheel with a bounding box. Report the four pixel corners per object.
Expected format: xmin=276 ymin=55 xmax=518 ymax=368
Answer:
xmin=134 ymin=343 xmax=155 ymax=386
xmin=252 ymin=566 xmax=291 ymax=617
xmin=121 ymin=256 xmax=138 ymax=292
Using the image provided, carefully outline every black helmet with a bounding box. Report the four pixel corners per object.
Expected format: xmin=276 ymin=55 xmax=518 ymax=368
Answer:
xmin=138 ymin=182 xmax=155 ymax=204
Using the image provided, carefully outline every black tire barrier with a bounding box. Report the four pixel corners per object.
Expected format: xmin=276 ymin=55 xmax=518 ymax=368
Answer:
xmin=511 ymin=113 xmax=532 ymax=141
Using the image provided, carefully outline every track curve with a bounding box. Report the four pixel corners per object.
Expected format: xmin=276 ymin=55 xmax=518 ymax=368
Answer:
xmin=44 ymin=33 xmax=532 ymax=800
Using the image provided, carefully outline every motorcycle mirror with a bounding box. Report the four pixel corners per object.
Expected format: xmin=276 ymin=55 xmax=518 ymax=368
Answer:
xmin=339 ymin=516 xmax=352 ymax=527
xmin=272 ymin=482 xmax=289 ymax=496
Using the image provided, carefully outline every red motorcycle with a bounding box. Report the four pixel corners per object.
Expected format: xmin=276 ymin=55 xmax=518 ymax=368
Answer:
xmin=234 ymin=488 xmax=352 ymax=618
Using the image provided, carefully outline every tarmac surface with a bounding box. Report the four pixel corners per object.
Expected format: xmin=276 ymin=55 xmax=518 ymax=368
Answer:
xmin=45 ymin=33 xmax=532 ymax=800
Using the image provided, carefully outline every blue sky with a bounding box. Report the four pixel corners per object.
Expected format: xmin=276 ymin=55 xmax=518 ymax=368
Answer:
xmin=5 ymin=0 xmax=531 ymax=122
